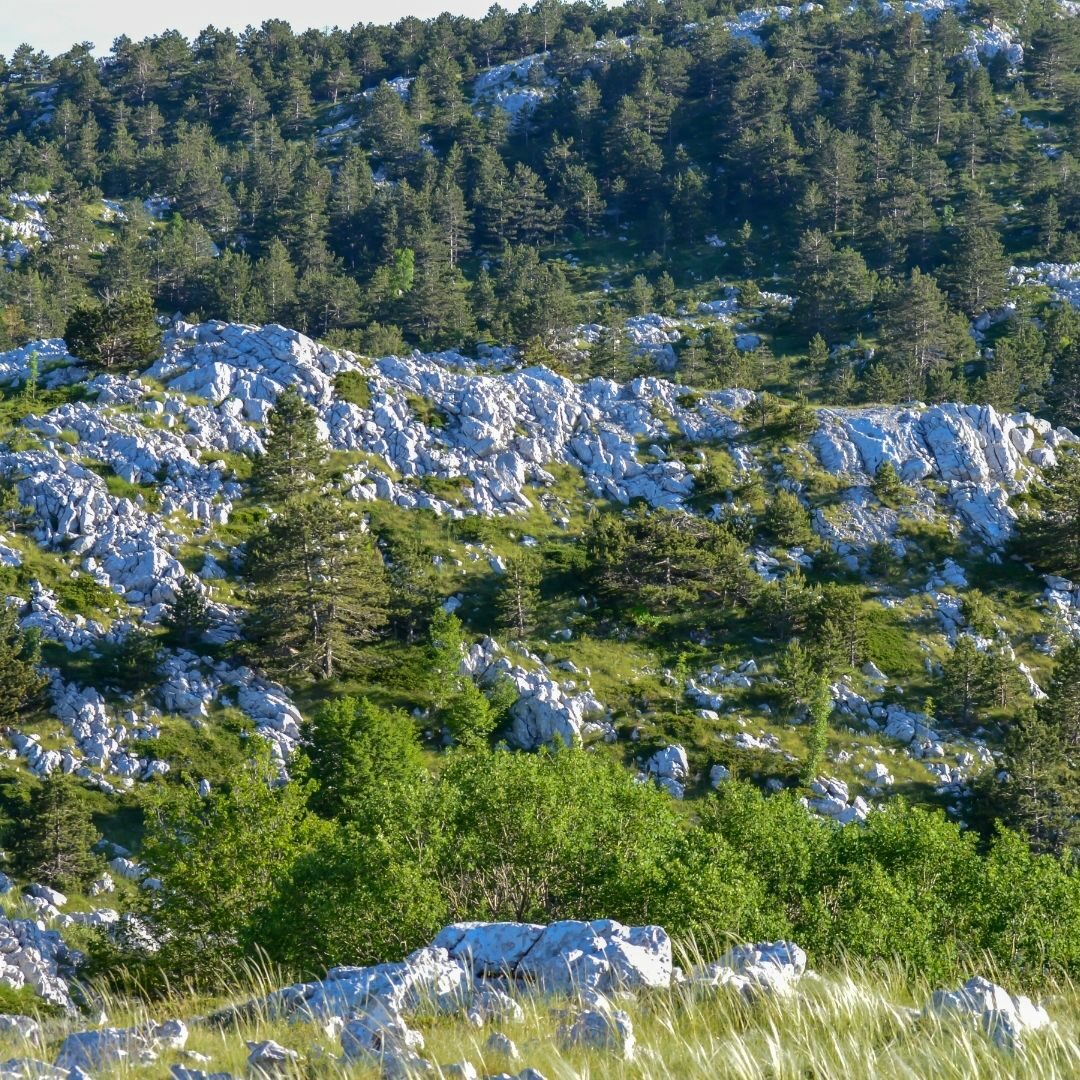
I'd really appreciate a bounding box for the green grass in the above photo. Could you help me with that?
[333,370,373,410]
[53,573,121,619]
[7,949,1076,1079]
[82,461,162,511]
[406,394,447,429]
[862,606,929,683]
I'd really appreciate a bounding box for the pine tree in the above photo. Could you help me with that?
[245,498,389,680]
[1018,450,1080,579]
[763,489,812,547]
[948,221,1007,316]
[1002,709,1075,855]
[496,553,541,638]
[16,774,101,891]
[404,228,475,348]
[428,608,467,712]
[1039,643,1080,748]
[113,626,163,691]
[590,316,633,381]
[254,239,297,324]
[872,460,909,507]
[64,288,161,370]
[1002,647,1080,853]
[251,386,327,505]
[984,644,1024,710]
[778,639,816,713]
[807,333,829,374]
[385,524,439,644]
[814,584,866,671]
[0,604,46,723]
[627,275,654,316]
[939,635,991,728]
[163,577,211,648]
[880,268,973,399]
[787,394,817,438]
[1038,196,1062,258]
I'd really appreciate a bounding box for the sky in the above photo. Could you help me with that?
[0,1,496,59]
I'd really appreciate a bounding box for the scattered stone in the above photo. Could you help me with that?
[340,1001,424,1060]
[244,1040,298,1075]
[0,1061,67,1079]
[926,976,1051,1049]
[170,1068,234,1080]
[558,1008,635,1058]
[484,1032,520,1061]
[0,1017,39,1041]
[443,1063,478,1080]
[690,941,808,999]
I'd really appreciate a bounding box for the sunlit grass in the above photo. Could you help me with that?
[4,947,1077,1078]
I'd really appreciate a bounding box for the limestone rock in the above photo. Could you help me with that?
[484,1033,519,1061]
[558,1008,636,1058]
[340,1001,425,1060]
[690,941,808,999]
[926,976,1051,1049]
[245,1040,298,1075]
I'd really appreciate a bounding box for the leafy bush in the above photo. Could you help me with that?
[333,370,372,410]
[55,573,118,616]
[126,727,1080,991]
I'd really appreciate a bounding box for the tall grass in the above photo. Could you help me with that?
[6,946,1079,1078]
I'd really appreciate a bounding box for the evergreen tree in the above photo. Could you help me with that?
[872,460,909,507]
[427,607,467,712]
[251,386,327,505]
[813,584,866,671]
[1018,450,1080,579]
[0,604,46,723]
[800,676,833,785]
[385,523,440,644]
[880,268,973,399]
[245,498,389,680]
[64,288,161,370]
[763,490,812,547]
[778,639,816,713]
[1002,708,1075,856]
[112,626,163,692]
[16,774,101,891]
[1039,643,1080,749]
[939,635,991,728]
[253,239,297,324]
[162,577,211,648]
[806,333,829,375]
[948,221,1008,316]
[496,552,541,638]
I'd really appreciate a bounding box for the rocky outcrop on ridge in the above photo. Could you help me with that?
[813,404,1076,545]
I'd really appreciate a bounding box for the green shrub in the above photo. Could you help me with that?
[406,393,447,429]
[55,574,118,616]
[333,370,373,410]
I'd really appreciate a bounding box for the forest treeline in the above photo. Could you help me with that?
[0,1,1078,411]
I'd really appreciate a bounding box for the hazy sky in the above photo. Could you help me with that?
[1,1,496,58]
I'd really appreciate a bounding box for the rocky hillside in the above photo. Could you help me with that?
[0,304,1073,1024]
[0,318,1073,789]
[2,0,1080,1059]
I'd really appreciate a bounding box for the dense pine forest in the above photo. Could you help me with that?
[0,0,1078,410]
